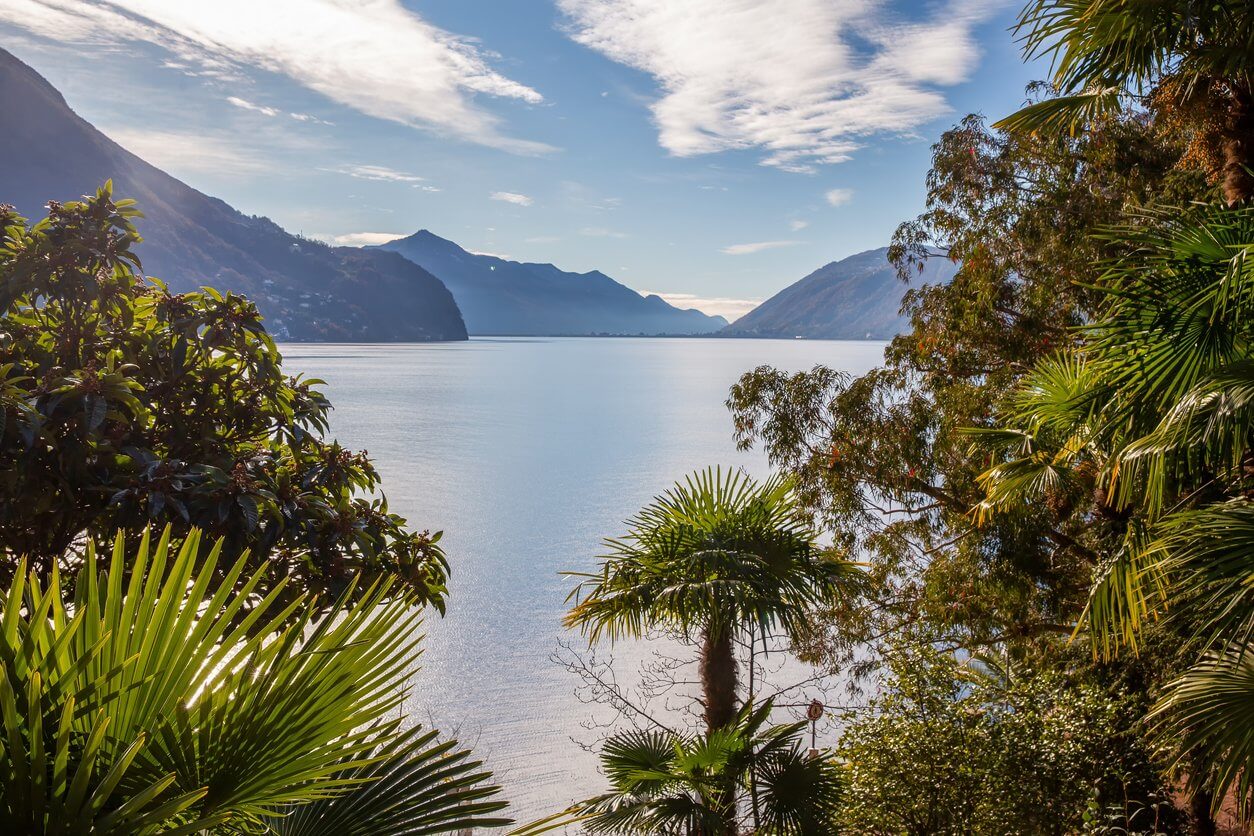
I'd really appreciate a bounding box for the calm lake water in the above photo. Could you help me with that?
[281,337,885,820]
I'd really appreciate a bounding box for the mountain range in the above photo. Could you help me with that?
[722,247,958,339]
[0,46,945,343]
[0,47,466,342]
[379,231,726,336]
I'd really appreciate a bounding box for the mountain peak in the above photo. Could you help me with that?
[722,246,957,340]
[0,48,467,342]
[379,231,726,336]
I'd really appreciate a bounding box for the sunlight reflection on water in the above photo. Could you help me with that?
[280,336,884,820]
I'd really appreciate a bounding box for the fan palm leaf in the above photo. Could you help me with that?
[271,725,511,835]
[0,527,510,833]
[565,466,861,644]
[1154,645,1254,819]
[577,701,840,835]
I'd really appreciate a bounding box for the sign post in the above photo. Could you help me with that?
[806,699,824,758]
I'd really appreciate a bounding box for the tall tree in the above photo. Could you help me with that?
[564,467,859,733]
[998,0,1254,204]
[727,111,1201,669]
[0,186,447,609]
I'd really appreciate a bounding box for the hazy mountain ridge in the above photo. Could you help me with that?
[379,230,728,336]
[721,247,958,339]
[0,48,467,342]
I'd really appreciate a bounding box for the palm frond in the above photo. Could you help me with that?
[271,725,511,835]
[575,700,831,835]
[1079,519,1167,658]
[1154,645,1254,818]
[565,467,862,643]
[994,88,1123,135]
[0,528,509,833]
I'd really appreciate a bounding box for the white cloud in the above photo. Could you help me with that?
[558,0,995,172]
[327,231,404,246]
[789,219,809,231]
[491,191,534,206]
[228,95,332,124]
[526,235,562,244]
[579,226,629,238]
[640,290,760,321]
[327,164,426,183]
[721,240,801,256]
[101,126,270,175]
[226,95,280,117]
[825,188,854,206]
[288,111,333,125]
[0,0,551,153]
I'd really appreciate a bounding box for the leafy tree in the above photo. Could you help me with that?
[564,467,860,734]
[0,185,446,608]
[835,642,1173,836]
[973,203,1254,813]
[999,0,1254,204]
[580,701,842,836]
[727,110,1202,672]
[0,527,509,833]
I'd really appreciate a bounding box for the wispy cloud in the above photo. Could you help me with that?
[558,0,996,172]
[329,164,427,184]
[327,231,404,246]
[789,219,809,231]
[640,290,760,321]
[0,0,551,153]
[579,226,628,238]
[491,191,534,206]
[825,188,853,206]
[227,95,332,124]
[526,235,562,244]
[226,95,280,117]
[721,240,801,256]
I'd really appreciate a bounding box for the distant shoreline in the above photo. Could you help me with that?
[276,334,894,344]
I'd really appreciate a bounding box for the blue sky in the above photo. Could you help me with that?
[0,0,1046,320]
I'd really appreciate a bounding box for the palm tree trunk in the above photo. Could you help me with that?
[1221,86,1254,206]
[698,631,742,834]
[1191,788,1216,836]
[700,625,738,731]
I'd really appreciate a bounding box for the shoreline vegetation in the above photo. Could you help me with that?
[4,0,1254,833]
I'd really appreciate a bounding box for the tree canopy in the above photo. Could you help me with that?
[0,185,447,609]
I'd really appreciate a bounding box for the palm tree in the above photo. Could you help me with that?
[972,203,1254,812]
[0,527,511,833]
[581,701,842,835]
[996,0,1254,204]
[564,467,860,733]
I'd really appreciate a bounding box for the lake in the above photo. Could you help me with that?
[281,337,885,821]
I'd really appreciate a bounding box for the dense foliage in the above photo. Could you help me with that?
[999,0,1254,205]
[583,701,842,835]
[835,643,1174,835]
[974,204,1254,813]
[0,186,447,608]
[728,108,1205,673]
[0,527,508,833]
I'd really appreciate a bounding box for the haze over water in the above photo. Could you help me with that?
[281,336,884,819]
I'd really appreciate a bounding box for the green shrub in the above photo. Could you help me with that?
[0,185,446,609]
